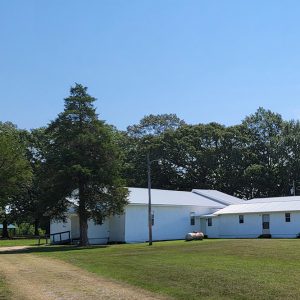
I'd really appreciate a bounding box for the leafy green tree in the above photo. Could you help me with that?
[281,120,300,196]
[158,123,247,194]
[9,128,51,235]
[0,122,32,238]
[121,114,185,188]
[127,113,185,138]
[46,84,128,245]
[241,107,286,198]
[121,108,292,199]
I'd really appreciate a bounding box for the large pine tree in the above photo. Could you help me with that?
[46,84,128,245]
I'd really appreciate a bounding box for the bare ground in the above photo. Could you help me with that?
[0,246,170,300]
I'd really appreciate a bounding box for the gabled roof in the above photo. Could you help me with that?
[128,188,225,208]
[192,189,244,205]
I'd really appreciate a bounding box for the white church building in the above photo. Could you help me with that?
[50,187,243,244]
[50,188,300,244]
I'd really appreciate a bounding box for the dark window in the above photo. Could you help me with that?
[263,222,269,229]
[151,213,154,226]
[190,213,195,226]
[239,215,244,224]
[207,218,212,227]
[285,213,291,223]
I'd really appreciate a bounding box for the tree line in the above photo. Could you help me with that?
[122,107,300,199]
[1,83,300,244]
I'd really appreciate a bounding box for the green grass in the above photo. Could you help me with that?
[0,238,38,247]
[0,275,11,300]
[30,239,300,299]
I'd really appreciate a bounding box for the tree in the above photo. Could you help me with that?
[0,122,32,238]
[241,107,286,198]
[158,123,244,193]
[46,83,128,245]
[127,113,185,138]
[121,114,186,188]
[281,120,300,196]
[9,128,52,235]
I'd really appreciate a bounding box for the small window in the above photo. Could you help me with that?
[207,218,212,227]
[285,213,291,223]
[239,215,244,224]
[263,222,269,229]
[190,213,195,226]
[151,212,155,226]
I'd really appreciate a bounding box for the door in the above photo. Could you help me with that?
[70,215,80,239]
[262,214,270,234]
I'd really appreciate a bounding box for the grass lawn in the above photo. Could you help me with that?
[0,239,39,247]
[32,239,300,299]
[0,276,11,300]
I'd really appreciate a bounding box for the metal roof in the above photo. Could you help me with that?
[247,196,300,203]
[215,200,300,215]
[192,189,244,205]
[128,188,225,208]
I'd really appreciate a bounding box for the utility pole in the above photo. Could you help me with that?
[147,153,153,246]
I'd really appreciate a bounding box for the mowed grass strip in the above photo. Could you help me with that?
[0,239,38,247]
[34,239,300,299]
[0,275,11,300]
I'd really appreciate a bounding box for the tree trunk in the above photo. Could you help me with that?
[79,214,89,246]
[78,184,89,246]
[2,219,9,239]
[34,219,40,236]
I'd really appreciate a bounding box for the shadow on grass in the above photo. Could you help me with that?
[0,244,109,255]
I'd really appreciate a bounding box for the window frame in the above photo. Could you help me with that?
[285,212,291,223]
[239,215,244,224]
[207,218,212,227]
[190,212,195,226]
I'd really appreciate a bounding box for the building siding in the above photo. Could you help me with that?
[109,214,126,242]
[204,211,300,238]
[124,204,214,243]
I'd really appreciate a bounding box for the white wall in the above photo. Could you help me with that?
[87,220,109,244]
[50,218,71,243]
[109,214,125,242]
[124,204,213,243]
[218,214,261,238]
[50,217,110,244]
[207,211,300,238]
[268,212,300,238]
[70,215,80,239]
[204,217,219,238]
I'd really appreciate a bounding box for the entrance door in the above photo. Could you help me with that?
[70,215,80,239]
[262,214,270,234]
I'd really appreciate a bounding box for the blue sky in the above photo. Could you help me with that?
[1,1,300,130]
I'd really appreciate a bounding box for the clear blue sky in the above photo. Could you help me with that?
[1,1,300,130]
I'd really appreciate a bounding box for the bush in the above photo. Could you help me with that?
[16,223,45,236]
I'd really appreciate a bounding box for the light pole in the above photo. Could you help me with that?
[147,153,160,246]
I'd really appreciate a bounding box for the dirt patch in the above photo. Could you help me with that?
[0,251,170,300]
[0,246,33,253]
